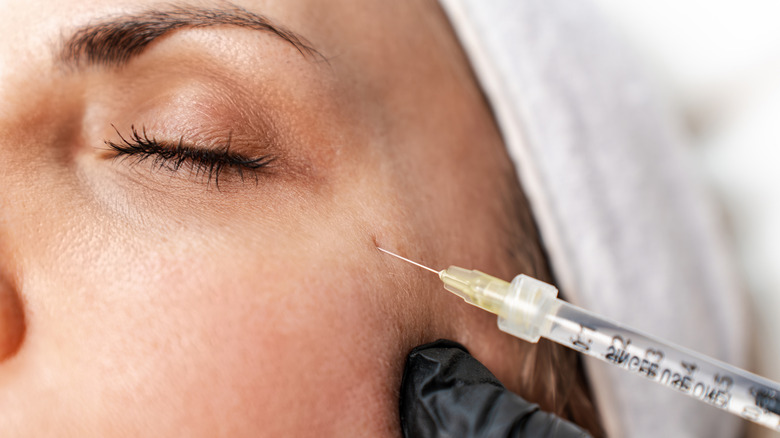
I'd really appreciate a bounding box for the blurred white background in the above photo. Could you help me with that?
[591,2,780,435]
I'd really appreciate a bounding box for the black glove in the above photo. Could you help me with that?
[400,339,592,438]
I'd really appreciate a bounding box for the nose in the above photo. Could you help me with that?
[0,6,36,366]
[0,121,27,362]
[0,270,25,362]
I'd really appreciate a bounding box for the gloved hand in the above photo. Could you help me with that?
[400,339,592,438]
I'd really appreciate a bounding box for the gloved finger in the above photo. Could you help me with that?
[400,339,591,438]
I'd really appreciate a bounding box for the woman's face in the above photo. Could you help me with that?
[0,0,527,435]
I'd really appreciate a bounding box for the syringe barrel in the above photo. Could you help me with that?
[439,266,780,430]
[537,298,780,431]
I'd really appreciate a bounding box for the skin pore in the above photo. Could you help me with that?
[0,0,595,436]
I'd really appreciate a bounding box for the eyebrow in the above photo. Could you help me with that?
[59,4,322,68]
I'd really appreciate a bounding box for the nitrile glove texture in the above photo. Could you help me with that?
[400,339,591,438]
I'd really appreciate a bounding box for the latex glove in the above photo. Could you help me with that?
[400,339,591,438]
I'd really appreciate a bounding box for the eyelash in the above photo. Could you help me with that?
[105,125,275,187]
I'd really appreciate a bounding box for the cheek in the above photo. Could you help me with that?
[131,243,415,436]
[31,219,418,436]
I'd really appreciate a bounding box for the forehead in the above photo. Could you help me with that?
[0,0,454,122]
[0,0,436,64]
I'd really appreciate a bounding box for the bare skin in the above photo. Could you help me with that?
[0,0,546,436]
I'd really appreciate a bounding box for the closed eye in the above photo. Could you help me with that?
[105,125,275,188]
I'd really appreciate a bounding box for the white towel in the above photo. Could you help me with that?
[438,0,751,436]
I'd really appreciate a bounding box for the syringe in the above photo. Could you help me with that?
[378,248,780,431]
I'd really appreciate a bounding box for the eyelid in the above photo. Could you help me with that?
[105,124,276,187]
